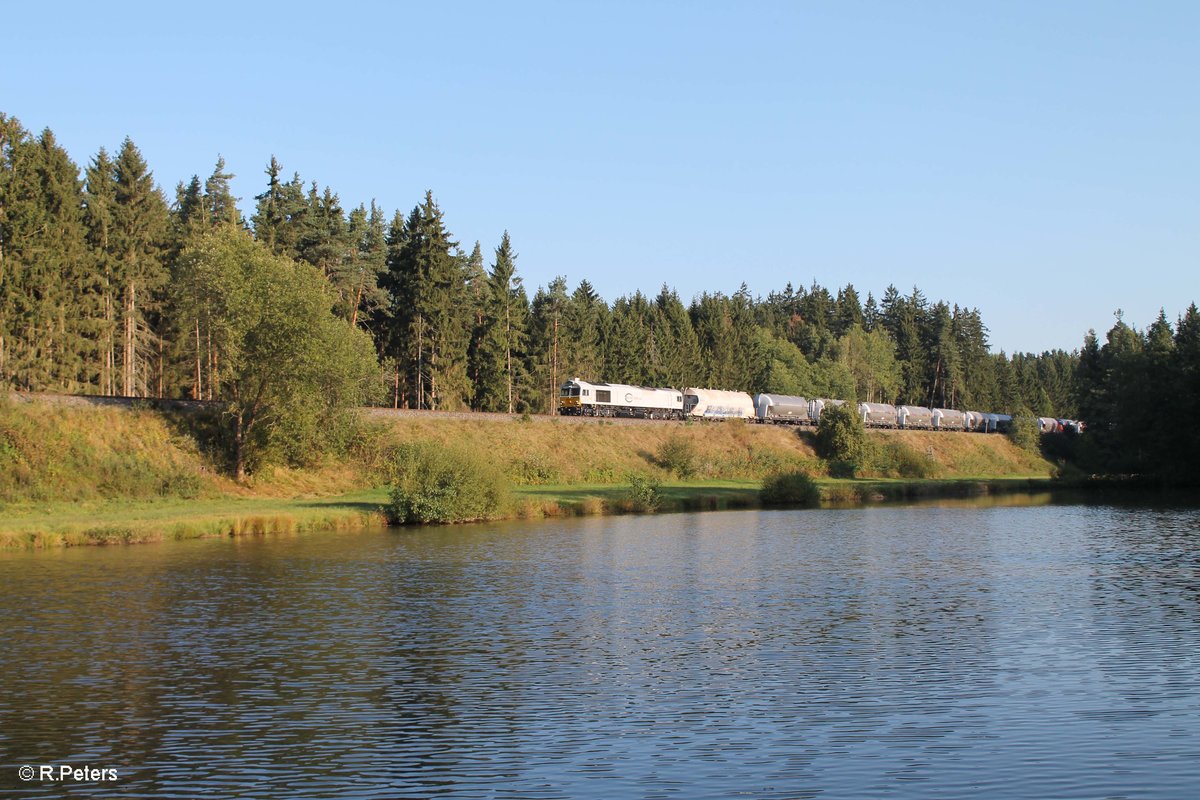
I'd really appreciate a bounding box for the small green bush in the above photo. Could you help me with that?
[656,434,697,478]
[760,471,821,507]
[624,473,662,512]
[1007,407,1041,453]
[385,441,511,524]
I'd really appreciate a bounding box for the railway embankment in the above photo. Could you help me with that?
[1,393,1054,548]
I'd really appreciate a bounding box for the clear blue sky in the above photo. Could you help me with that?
[5,1,1196,353]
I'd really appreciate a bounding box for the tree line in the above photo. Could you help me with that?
[0,113,1080,415]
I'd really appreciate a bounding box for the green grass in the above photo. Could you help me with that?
[0,476,1064,549]
[0,489,389,548]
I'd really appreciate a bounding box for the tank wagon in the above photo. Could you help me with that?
[1038,417,1061,433]
[980,413,1013,433]
[807,398,846,423]
[897,405,933,429]
[558,378,683,419]
[754,393,810,424]
[858,402,898,427]
[932,408,968,431]
[684,388,756,419]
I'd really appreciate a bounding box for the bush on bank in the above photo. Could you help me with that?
[760,471,821,508]
[384,441,511,524]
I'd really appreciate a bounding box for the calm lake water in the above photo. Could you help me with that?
[2,497,1199,798]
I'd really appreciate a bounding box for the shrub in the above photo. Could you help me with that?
[656,434,697,478]
[1007,407,1041,453]
[760,471,821,507]
[385,441,511,524]
[815,403,867,477]
[624,473,662,512]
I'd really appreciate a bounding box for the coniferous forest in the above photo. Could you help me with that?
[2,113,1196,482]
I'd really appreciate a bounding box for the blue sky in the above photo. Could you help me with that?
[5,1,1196,353]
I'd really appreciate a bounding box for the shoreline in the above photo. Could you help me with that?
[0,476,1062,550]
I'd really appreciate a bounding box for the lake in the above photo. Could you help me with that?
[2,498,1198,798]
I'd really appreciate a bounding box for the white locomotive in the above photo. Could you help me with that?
[558,378,684,419]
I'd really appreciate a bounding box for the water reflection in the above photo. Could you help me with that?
[1,501,1199,798]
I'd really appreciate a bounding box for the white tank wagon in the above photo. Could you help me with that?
[754,393,810,424]
[1038,417,1061,433]
[932,408,968,431]
[558,378,684,419]
[858,402,898,428]
[964,411,986,431]
[807,398,846,423]
[897,405,933,429]
[683,388,756,420]
[980,413,1013,433]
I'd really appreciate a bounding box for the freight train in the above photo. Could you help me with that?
[557,378,1083,434]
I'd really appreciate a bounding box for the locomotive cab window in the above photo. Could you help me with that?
[560,386,581,397]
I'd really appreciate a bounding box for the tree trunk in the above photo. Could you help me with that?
[233,409,246,482]
[350,282,363,328]
[417,318,424,410]
[194,318,202,400]
[550,314,559,415]
[505,302,513,414]
[123,281,136,397]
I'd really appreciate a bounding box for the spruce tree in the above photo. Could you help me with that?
[528,276,569,413]
[83,148,119,394]
[110,137,169,397]
[475,231,529,412]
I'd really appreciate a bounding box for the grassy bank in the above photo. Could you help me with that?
[1,395,1055,548]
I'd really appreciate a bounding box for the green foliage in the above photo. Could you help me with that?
[760,470,821,507]
[384,441,510,524]
[815,402,868,477]
[656,434,697,478]
[1006,406,1040,453]
[174,226,379,478]
[624,473,662,512]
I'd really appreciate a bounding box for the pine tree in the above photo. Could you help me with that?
[110,138,170,397]
[562,280,607,382]
[83,148,119,394]
[204,156,241,227]
[654,285,700,388]
[382,192,469,410]
[335,201,388,328]
[475,231,529,412]
[251,157,308,258]
[0,121,93,390]
[528,276,569,413]
[833,284,864,338]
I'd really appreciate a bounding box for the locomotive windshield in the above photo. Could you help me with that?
[560,386,581,397]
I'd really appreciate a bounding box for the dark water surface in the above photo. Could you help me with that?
[2,500,1199,798]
